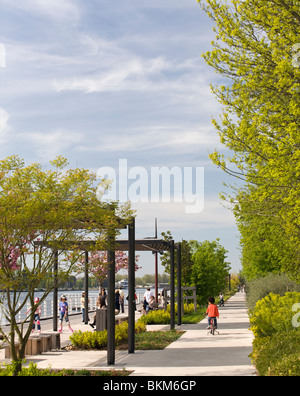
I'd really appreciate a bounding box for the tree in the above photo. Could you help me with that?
[190,239,230,304]
[0,155,133,375]
[198,0,300,280]
[74,250,140,288]
[233,187,298,280]
[160,232,230,304]
[160,232,193,286]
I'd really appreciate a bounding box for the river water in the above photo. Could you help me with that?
[0,287,162,326]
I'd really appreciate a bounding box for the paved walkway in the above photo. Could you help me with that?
[0,293,256,376]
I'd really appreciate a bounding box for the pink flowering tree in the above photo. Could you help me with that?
[0,231,38,272]
[75,250,140,288]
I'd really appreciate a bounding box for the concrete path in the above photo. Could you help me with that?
[120,292,255,376]
[0,293,256,376]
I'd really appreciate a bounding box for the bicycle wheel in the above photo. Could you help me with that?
[211,319,215,335]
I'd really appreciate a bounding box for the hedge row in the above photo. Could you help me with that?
[249,292,300,376]
[70,319,146,350]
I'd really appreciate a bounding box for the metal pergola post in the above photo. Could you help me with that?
[53,250,58,332]
[107,239,116,365]
[128,217,135,354]
[84,251,89,324]
[177,243,182,326]
[170,239,175,330]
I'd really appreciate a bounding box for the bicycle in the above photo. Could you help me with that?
[207,317,219,336]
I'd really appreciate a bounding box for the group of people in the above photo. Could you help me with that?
[114,289,126,314]
[28,295,75,334]
[28,288,225,334]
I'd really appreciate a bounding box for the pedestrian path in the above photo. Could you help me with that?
[0,293,256,376]
[119,292,255,376]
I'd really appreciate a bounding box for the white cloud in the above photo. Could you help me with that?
[0,0,80,22]
[20,129,83,161]
[0,107,10,140]
[132,198,236,234]
[53,55,172,94]
[76,124,221,155]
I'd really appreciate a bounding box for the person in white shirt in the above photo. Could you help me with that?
[143,287,154,303]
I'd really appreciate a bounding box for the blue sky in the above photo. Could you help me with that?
[0,0,242,276]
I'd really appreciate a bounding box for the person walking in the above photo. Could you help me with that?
[81,292,90,323]
[26,297,42,334]
[58,295,73,333]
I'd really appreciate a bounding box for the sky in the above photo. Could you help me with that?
[0,0,242,276]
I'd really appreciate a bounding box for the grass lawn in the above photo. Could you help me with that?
[117,330,185,350]
[181,308,207,324]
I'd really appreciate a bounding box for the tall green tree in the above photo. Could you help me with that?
[190,239,230,304]
[0,155,132,375]
[198,0,300,280]
[160,232,230,304]
[234,187,298,280]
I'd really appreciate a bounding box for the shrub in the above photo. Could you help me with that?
[139,310,171,325]
[0,362,58,376]
[250,292,300,376]
[183,303,197,315]
[0,362,131,376]
[253,330,300,376]
[139,304,203,325]
[267,354,300,377]
[115,321,128,346]
[249,292,300,338]
[135,319,147,333]
[70,329,108,350]
[69,319,147,350]
[246,273,300,310]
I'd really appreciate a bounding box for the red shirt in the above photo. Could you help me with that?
[206,304,219,318]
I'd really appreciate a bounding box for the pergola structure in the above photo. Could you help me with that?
[35,218,182,366]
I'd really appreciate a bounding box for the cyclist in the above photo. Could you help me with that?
[219,291,224,306]
[206,297,219,329]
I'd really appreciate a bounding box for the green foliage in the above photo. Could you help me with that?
[133,273,170,287]
[0,155,133,373]
[0,361,56,377]
[160,234,193,287]
[246,273,300,310]
[0,362,130,376]
[139,304,205,325]
[69,319,146,350]
[198,0,300,281]
[181,307,207,324]
[249,292,300,338]
[190,240,230,304]
[70,329,108,350]
[160,234,230,305]
[134,330,184,350]
[252,330,300,377]
[139,310,171,325]
[250,292,300,376]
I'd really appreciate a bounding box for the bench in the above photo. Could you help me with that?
[4,332,61,359]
